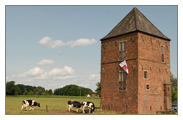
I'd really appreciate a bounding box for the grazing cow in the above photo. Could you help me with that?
[68,101,81,112]
[81,102,95,113]
[21,100,40,111]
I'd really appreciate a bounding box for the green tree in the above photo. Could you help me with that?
[39,90,42,95]
[6,81,16,95]
[33,87,40,95]
[15,86,22,95]
[85,88,93,95]
[81,88,86,96]
[28,90,34,95]
[171,73,177,91]
[171,73,177,102]
[23,91,28,95]
[25,85,36,93]
[38,86,45,93]
[95,82,101,97]
[53,84,93,96]
[54,88,62,95]
[16,84,25,95]
[44,90,49,95]
[172,89,177,102]
[48,89,52,95]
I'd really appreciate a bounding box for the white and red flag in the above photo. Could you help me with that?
[119,60,129,74]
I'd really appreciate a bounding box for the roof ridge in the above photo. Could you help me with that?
[135,8,168,39]
[133,7,138,30]
[101,7,170,41]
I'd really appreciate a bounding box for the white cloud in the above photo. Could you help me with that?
[18,66,77,81]
[78,84,90,88]
[18,67,44,77]
[38,36,68,49]
[48,66,75,76]
[36,59,55,65]
[69,38,97,48]
[35,73,48,79]
[89,74,100,81]
[27,79,34,82]
[38,36,97,49]
[54,75,77,80]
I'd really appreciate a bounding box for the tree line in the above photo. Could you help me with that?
[6,81,94,96]
[171,73,177,102]
[54,84,93,96]
[6,81,52,95]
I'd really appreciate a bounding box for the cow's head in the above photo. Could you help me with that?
[37,103,40,107]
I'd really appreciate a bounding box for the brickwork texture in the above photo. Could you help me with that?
[100,32,171,114]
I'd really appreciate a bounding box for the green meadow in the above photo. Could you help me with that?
[6,95,122,115]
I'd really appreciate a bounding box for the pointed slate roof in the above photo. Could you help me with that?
[101,7,170,41]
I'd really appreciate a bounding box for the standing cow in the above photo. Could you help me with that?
[68,101,81,112]
[21,100,40,111]
[81,102,95,113]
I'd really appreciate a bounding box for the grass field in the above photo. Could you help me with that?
[5,95,124,115]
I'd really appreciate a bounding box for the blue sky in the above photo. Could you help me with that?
[5,6,177,92]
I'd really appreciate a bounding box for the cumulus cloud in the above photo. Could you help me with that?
[38,36,97,49]
[89,74,100,81]
[36,59,55,65]
[38,36,68,49]
[35,73,48,79]
[18,67,44,77]
[54,75,77,80]
[18,66,77,81]
[48,66,75,76]
[69,38,97,48]
[78,84,90,88]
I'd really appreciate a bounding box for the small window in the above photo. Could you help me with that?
[120,72,127,81]
[161,46,164,62]
[120,72,122,81]
[120,41,126,51]
[160,106,162,110]
[120,42,123,51]
[150,106,152,111]
[119,71,127,90]
[124,41,126,50]
[162,54,164,62]
[123,72,126,81]
[161,46,164,54]
[126,105,128,110]
[146,84,149,89]
[144,71,147,79]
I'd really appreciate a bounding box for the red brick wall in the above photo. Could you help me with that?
[138,32,170,64]
[100,32,171,114]
[101,32,139,114]
[137,32,171,114]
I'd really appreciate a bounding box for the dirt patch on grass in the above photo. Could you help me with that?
[48,110,82,114]
[21,109,120,115]
[48,110,95,114]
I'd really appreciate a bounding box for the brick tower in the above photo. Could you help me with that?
[100,7,171,114]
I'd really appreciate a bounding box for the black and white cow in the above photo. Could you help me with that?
[21,100,40,111]
[81,102,95,113]
[68,101,81,112]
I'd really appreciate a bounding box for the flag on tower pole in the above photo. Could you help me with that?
[119,60,129,74]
